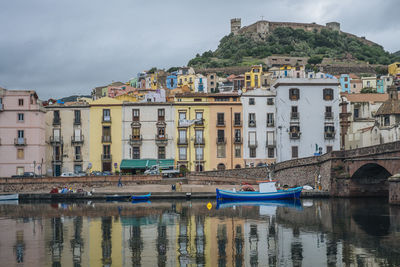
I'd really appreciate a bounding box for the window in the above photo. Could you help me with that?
[234,113,241,126]
[353,84,356,88]
[179,147,187,160]
[179,112,186,120]
[291,106,299,119]
[74,129,82,142]
[267,131,275,147]
[132,109,140,121]
[18,99,24,106]
[53,110,60,125]
[267,98,274,105]
[250,147,256,158]
[17,149,24,159]
[18,130,24,138]
[324,125,335,139]
[217,130,225,143]
[344,77,348,82]
[326,146,333,153]
[345,84,348,89]
[195,111,203,125]
[268,148,274,158]
[217,113,225,126]
[254,75,259,87]
[235,145,241,158]
[103,109,111,122]
[18,113,24,122]
[158,146,166,159]
[179,130,187,144]
[384,116,390,126]
[289,88,300,100]
[292,146,298,158]
[132,147,140,159]
[103,145,111,159]
[234,129,241,143]
[195,147,204,160]
[267,113,274,127]
[75,146,81,160]
[158,109,165,121]
[325,106,332,119]
[132,127,140,140]
[249,98,255,105]
[74,110,81,124]
[217,144,226,158]
[323,88,334,100]
[354,108,359,119]
[17,167,24,175]
[217,163,225,170]
[195,129,203,144]
[249,113,256,127]
[102,126,111,142]
[289,125,300,138]
[157,127,165,138]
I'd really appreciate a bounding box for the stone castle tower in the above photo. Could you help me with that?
[231,18,241,35]
[326,22,341,32]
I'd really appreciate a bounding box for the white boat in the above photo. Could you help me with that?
[0,194,19,201]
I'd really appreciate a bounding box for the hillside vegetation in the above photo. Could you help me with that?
[188,27,400,68]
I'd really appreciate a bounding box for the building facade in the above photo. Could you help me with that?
[0,88,46,177]
[242,88,276,166]
[274,78,340,162]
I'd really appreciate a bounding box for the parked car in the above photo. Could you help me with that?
[91,171,103,176]
[61,172,75,177]
[102,171,113,176]
[75,171,87,177]
[11,172,36,178]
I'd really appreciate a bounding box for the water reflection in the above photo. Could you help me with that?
[0,198,399,266]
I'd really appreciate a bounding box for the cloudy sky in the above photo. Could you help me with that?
[0,0,399,99]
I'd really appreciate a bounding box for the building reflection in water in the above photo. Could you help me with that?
[291,227,303,267]
[178,207,190,266]
[129,225,142,266]
[13,230,25,263]
[49,217,64,267]
[101,216,112,267]
[70,217,83,267]
[217,224,227,266]
[157,223,167,267]
[235,225,244,267]
[195,215,205,266]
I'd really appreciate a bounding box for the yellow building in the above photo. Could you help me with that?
[177,74,196,91]
[244,65,263,89]
[174,93,210,172]
[388,62,400,76]
[89,97,123,172]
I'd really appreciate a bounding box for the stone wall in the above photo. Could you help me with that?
[389,174,400,205]
[188,166,268,179]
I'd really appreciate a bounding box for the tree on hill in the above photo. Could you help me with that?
[188,27,396,68]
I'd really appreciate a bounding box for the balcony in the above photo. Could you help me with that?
[289,132,301,139]
[102,116,111,123]
[324,131,336,139]
[177,138,188,145]
[290,112,299,120]
[14,138,26,146]
[50,136,63,144]
[234,137,242,144]
[71,135,84,144]
[216,120,226,127]
[52,118,61,126]
[101,154,112,161]
[102,135,112,143]
[325,112,333,120]
[266,140,276,148]
[266,121,275,127]
[194,137,205,145]
[248,121,256,127]
[129,135,142,145]
[248,140,258,148]
[195,119,204,126]
[234,120,242,127]
[216,137,226,144]
[155,134,168,145]
[74,154,83,162]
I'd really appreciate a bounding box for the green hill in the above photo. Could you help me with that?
[188,27,398,68]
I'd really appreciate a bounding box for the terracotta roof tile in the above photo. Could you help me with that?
[341,93,389,103]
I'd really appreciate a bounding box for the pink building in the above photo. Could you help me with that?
[0,87,46,177]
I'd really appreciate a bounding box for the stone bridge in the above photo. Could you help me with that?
[188,141,400,199]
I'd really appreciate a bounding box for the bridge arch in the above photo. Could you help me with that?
[350,163,392,196]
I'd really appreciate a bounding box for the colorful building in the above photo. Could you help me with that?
[361,76,377,90]
[339,74,351,93]
[244,65,263,89]
[388,62,400,76]
[89,97,123,172]
[0,88,46,177]
[166,73,177,90]
[194,74,207,93]
[177,67,196,91]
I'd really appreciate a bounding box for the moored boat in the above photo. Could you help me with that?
[0,193,19,201]
[216,180,302,200]
[131,193,151,201]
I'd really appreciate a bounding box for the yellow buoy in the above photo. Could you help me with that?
[207,202,212,210]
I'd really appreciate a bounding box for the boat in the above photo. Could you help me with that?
[0,193,19,201]
[106,194,131,201]
[131,193,151,201]
[216,180,302,201]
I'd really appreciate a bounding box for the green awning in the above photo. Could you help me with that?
[120,159,175,170]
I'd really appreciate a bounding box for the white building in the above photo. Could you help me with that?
[122,103,175,162]
[273,78,340,162]
[194,74,208,93]
[242,88,276,166]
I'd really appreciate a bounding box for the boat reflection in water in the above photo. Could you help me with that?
[0,198,399,266]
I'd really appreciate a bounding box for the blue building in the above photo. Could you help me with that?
[340,74,351,93]
[166,73,177,90]
[376,78,385,93]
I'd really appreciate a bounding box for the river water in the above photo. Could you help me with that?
[0,198,399,267]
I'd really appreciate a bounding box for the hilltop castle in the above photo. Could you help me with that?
[230,18,378,47]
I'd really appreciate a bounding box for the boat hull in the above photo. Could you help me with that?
[216,187,302,200]
[0,194,19,201]
[131,193,151,200]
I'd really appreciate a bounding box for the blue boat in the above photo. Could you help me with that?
[131,193,151,201]
[216,180,302,201]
